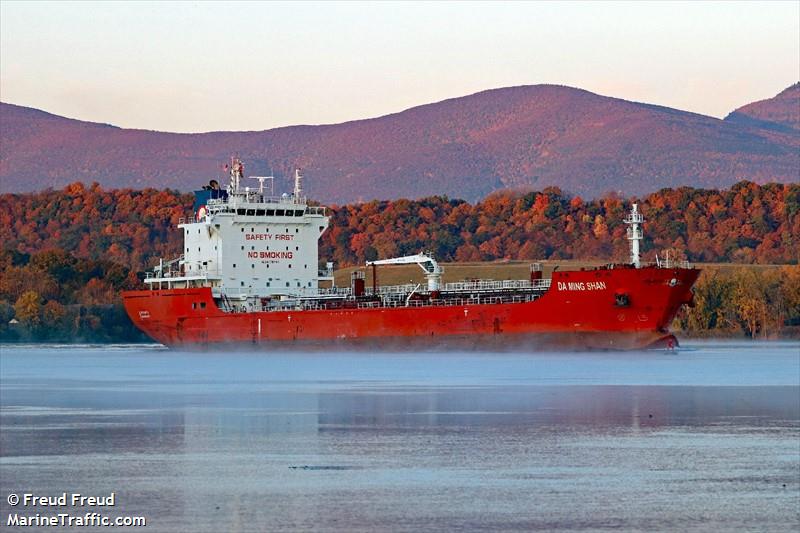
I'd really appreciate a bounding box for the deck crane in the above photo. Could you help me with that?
[366,253,443,293]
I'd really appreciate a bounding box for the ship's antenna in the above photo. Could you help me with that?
[624,203,644,268]
[293,168,303,200]
[229,155,236,192]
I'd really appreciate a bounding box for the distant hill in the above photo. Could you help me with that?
[1,84,798,201]
[725,83,800,133]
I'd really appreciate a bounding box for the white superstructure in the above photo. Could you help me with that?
[146,160,331,306]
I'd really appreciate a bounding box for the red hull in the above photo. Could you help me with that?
[123,266,698,351]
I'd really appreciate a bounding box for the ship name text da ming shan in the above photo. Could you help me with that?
[122,159,700,350]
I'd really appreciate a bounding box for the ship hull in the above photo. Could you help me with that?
[122,266,699,351]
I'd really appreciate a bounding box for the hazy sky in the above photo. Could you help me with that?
[1,1,798,133]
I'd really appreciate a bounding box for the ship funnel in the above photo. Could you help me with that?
[624,203,645,268]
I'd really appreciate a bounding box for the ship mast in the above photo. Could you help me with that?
[293,168,303,200]
[624,203,644,268]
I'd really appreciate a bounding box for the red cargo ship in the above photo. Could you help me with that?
[122,160,699,350]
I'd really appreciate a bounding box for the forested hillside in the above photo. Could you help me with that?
[2,181,797,270]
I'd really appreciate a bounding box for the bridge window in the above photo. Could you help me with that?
[295,210,304,217]
[237,209,245,215]
[246,209,255,216]
[275,209,285,216]
[256,209,265,216]
[266,210,275,216]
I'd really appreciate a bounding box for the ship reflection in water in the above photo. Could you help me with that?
[1,343,798,531]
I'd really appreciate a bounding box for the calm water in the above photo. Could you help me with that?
[1,342,798,532]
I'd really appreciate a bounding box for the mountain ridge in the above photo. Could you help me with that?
[1,83,798,201]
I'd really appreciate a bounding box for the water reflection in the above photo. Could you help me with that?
[1,344,798,532]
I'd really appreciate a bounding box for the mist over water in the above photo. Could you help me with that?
[1,342,798,531]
